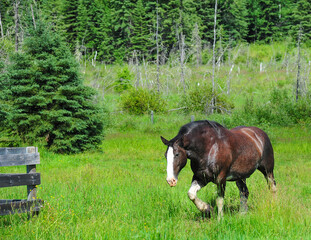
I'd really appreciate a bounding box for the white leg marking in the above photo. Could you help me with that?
[216,197,224,220]
[188,181,209,212]
[166,147,176,181]
[268,176,277,193]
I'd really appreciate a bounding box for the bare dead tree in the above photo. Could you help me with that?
[227,64,234,95]
[179,33,186,94]
[211,0,218,114]
[14,0,21,52]
[191,23,202,67]
[156,0,160,92]
[296,25,302,102]
[134,50,141,88]
[30,3,36,29]
[0,12,4,38]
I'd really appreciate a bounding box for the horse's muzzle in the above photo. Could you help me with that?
[167,178,177,187]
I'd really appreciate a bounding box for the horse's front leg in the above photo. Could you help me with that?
[187,179,212,217]
[216,175,226,221]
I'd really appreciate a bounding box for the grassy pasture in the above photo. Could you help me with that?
[1,115,310,239]
[1,43,311,239]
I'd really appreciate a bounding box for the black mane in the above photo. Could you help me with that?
[169,120,225,144]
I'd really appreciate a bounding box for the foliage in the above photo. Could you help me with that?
[114,66,134,93]
[240,88,311,126]
[180,83,234,114]
[0,22,105,154]
[1,0,308,63]
[120,88,167,115]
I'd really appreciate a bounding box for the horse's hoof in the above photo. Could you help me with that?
[202,205,213,218]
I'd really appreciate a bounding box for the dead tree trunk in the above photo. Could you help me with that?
[14,0,20,52]
[180,33,186,94]
[211,0,218,114]
[30,4,36,29]
[156,0,160,92]
[296,26,302,102]
[192,23,202,67]
[0,12,4,38]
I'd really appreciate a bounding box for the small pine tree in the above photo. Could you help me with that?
[2,22,104,153]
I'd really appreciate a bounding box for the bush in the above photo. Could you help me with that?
[180,83,234,114]
[241,88,311,126]
[120,88,167,115]
[114,67,134,93]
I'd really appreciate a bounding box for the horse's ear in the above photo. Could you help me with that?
[161,136,170,146]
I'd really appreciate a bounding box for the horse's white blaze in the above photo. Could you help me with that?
[166,147,176,181]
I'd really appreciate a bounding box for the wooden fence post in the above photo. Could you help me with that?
[151,111,154,124]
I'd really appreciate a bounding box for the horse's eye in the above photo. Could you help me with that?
[175,153,179,157]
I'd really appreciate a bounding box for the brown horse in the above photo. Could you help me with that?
[161,120,276,220]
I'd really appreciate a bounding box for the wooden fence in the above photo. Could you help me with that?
[0,147,43,216]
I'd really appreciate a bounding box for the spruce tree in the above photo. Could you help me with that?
[130,0,153,58]
[1,22,104,153]
[290,0,311,41]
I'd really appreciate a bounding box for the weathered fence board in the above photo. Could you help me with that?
[0,147,43,216]
[0,199,43,216]
[0,153,40,167]
[0,173,41,188]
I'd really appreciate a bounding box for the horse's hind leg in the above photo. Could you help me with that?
[267,172,277,193]
[236,179,249,213]
[258,166,277,193]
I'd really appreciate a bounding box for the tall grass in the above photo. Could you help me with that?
[1,42,310,239]
[1,122,310,239]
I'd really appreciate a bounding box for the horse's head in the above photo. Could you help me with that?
[161,136,188,187]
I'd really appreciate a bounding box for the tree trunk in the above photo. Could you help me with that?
[0,12,4,38]
[30,4,36,29]
[296,26,302,102]
[211,0,218,114]
[14,0,20,52]
[156,0,160,92]
[180,33,186,94]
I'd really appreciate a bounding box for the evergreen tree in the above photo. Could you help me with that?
[130,0,153,58]
[193,0,216,45]
[61,0,80,50]
[109,0,133,61]
[290,0,311,41]
[77,0,102,56]
[221,0,248,43]
[98,3,115,62]
[1,22,104,153]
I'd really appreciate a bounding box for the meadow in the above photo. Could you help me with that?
[1,43,311,239]
[0,112,311,239]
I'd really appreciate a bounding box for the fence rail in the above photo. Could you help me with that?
[0,147,43,216]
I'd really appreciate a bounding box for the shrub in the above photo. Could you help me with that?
[180,84,234,114]
[114,67,134,93]
[241,88,311,126]
[120,88,167,115]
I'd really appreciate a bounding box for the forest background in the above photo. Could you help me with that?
[1,0,311,63]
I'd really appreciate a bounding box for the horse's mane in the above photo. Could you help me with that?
[169,120,226,143]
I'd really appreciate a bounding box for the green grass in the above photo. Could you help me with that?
[1,42,311,239]
[1,121,310,239]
